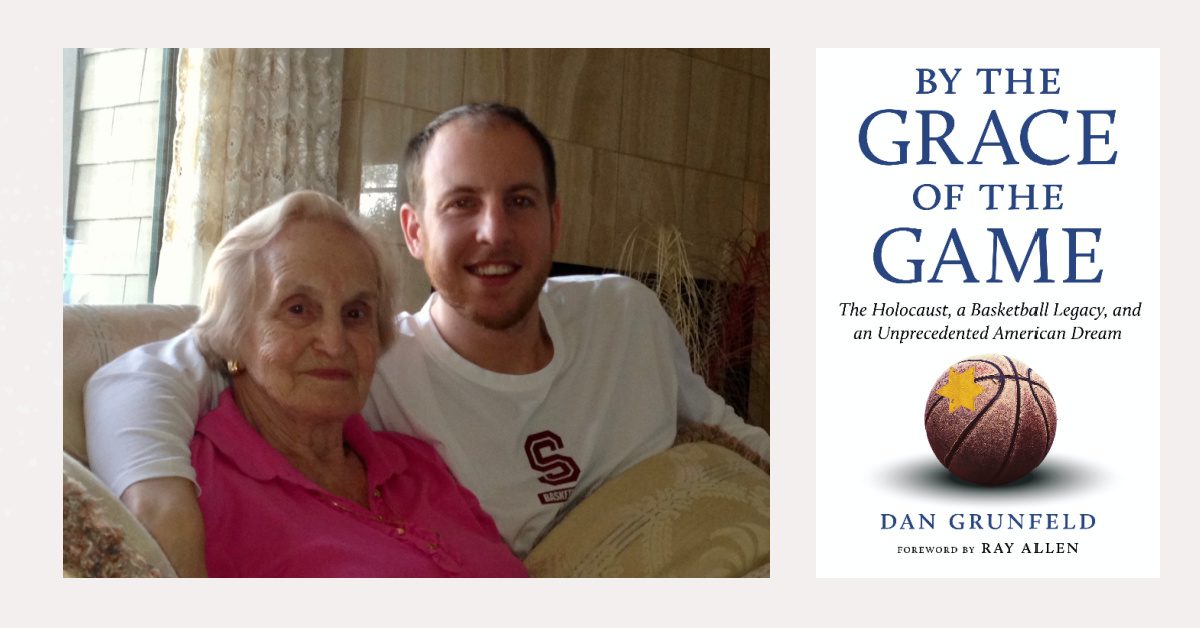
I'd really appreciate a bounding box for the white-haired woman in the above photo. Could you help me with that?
[187,191,525,577]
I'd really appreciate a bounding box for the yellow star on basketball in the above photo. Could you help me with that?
[936,366,985,412]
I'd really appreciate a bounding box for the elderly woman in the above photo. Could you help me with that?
[187,191,526,577]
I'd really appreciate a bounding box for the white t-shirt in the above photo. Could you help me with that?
[85,275,769,556]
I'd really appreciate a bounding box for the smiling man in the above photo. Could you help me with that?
[84,103,769,576]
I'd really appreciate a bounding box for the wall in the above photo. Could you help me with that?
[338,48,770,430]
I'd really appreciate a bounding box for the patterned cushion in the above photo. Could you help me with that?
[63,452,176,577]
[524,442,769,577]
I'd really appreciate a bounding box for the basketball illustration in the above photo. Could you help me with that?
[924,354,1057,486]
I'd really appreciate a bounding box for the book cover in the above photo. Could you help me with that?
[815,48,1160,578]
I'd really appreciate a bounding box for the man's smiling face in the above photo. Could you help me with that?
[402,117,561,332]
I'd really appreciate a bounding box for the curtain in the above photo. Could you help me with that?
[153,48,343,304]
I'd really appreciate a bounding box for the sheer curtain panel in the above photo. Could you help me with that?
[154,48,343,304]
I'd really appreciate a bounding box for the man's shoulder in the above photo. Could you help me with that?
[544,274,655,308]
[542,274,671,345]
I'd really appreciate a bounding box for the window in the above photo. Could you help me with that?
[63,48,176,304]
[359,163,401,234]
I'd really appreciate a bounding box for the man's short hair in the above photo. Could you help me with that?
[404,103,557,211]
[193,190,400,370]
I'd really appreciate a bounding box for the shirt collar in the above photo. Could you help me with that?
[197,390,408,488]
[342,406,408,487]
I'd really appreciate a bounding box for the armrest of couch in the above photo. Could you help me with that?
[63,304,198,577]
[63,304,199,465]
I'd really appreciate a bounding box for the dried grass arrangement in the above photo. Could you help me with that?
[616,223,769,427]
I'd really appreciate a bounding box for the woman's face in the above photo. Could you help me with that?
[237,219,382,424]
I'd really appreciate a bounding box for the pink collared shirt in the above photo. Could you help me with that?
[191,390,527,577]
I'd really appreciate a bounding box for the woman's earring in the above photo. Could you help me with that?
[226,359,244,376]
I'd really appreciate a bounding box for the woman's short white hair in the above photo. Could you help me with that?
[193,190,399,370]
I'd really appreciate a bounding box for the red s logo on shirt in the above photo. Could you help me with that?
[524,430,581,486]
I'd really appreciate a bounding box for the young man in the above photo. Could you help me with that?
[85,103,769,576]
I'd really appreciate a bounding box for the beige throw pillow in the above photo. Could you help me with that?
[524,442,769,577]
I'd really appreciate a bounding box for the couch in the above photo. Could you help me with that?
[63,304,200,577]
[63,304,769,577]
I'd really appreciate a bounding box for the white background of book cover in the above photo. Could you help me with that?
[816,48,1160,578]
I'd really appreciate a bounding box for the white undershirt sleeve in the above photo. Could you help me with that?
[84,330,227,497]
